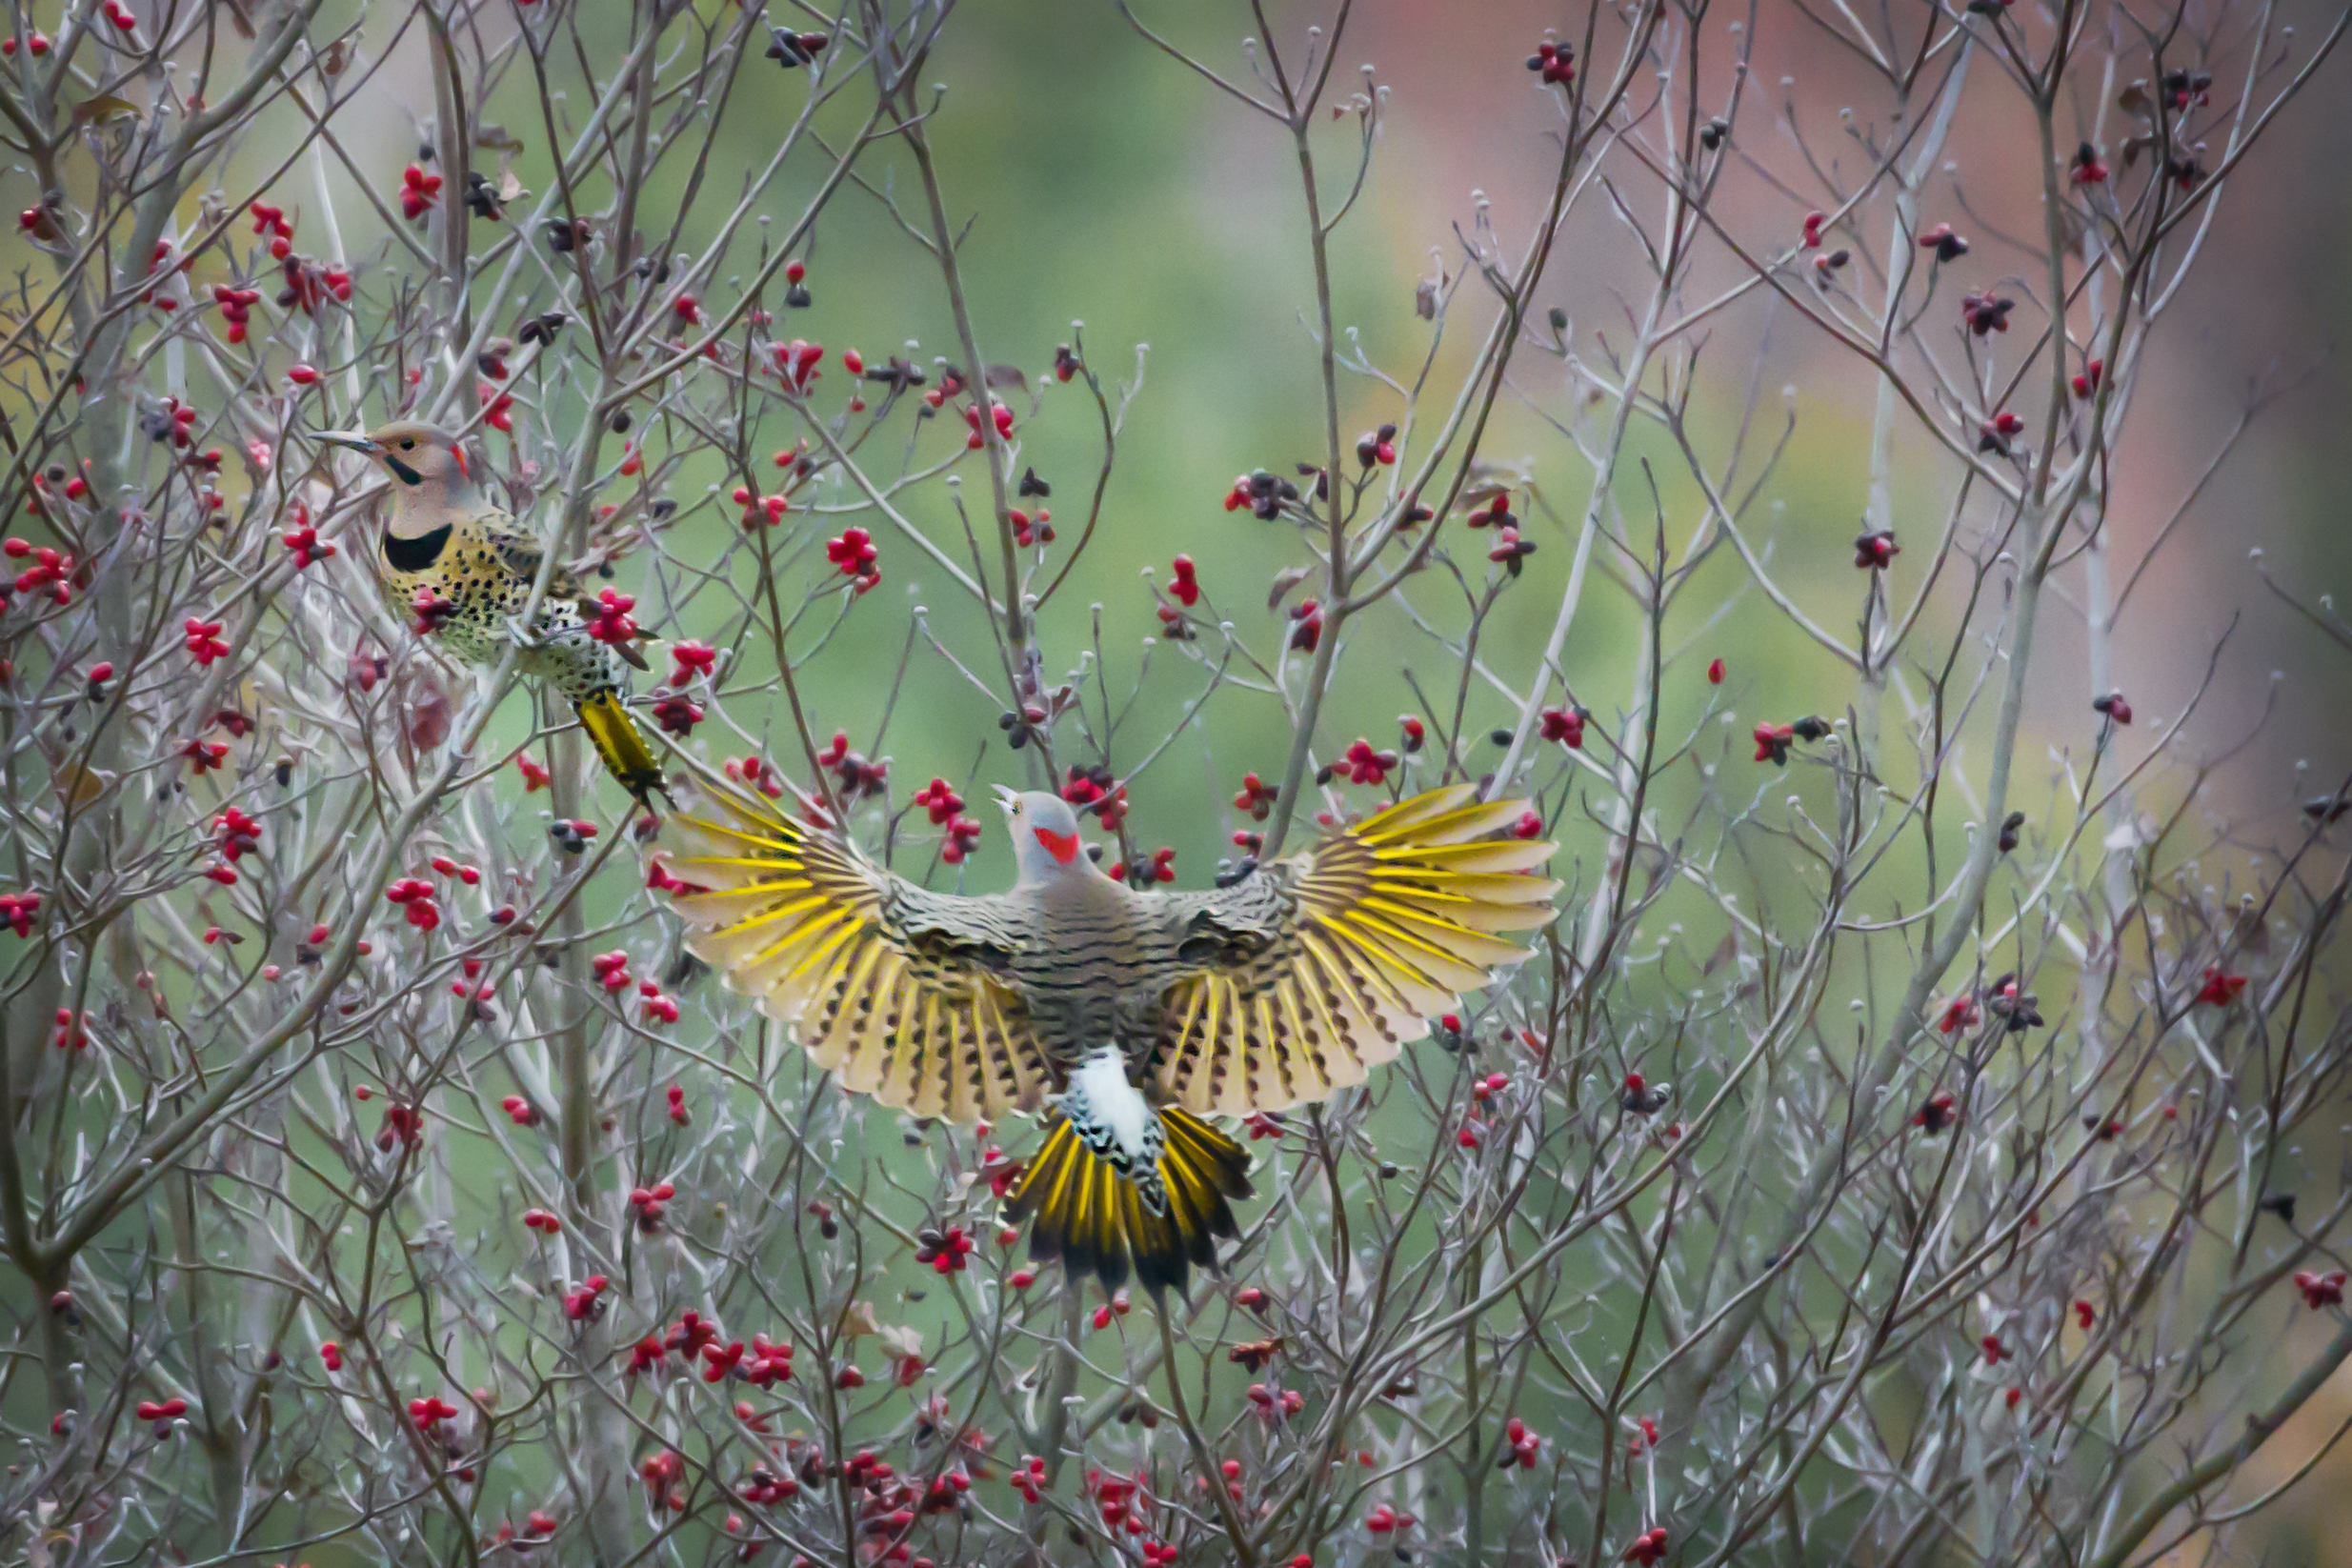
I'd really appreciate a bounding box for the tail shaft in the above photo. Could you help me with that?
[575,689,666,803]
[1009,1104,1251,1298]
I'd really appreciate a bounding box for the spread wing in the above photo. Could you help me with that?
[652,767,1057,1122]
[1144,786,1558,1115]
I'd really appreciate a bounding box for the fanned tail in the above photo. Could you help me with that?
[1008,1105,1253,1299]
[575,689,667,805]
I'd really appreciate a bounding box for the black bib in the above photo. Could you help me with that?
[383,522,452,571]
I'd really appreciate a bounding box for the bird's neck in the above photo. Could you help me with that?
[1015,857,1111,896]
[384,479,478,538]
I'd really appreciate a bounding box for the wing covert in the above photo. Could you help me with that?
[652,765,1056,1122]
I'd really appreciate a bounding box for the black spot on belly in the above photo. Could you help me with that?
[384,524,452,571]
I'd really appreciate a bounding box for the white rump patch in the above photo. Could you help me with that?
[1071,1048,1151,1161]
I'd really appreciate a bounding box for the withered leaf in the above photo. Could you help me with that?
[71,95,138,131]
[1267,566,1311,612]
[1227,1337,1283,1373]
[55,761,113,810]
[1458,458,1533,511]
[403,674,452,752]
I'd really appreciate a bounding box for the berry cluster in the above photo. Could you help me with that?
[913,1225,975,1274]
[963,399,1015,450]
[1328,737,1397,787]
[774,337,823,392]
[384,878,441,932]
[1854,529,1899,569]
[283,506,334,568]
[1978,410,2025,456]
[1526,39,1576,85]
[562,1276,609,1321]
[1912,1091,1960,1135]
[210,281,267,344]
[376,1103,423,1151]
[183,615,230,665]
[1961,292,2014,335]
[1918,222,1970,262]
[1624,1526,1671,1565]
[0,890,41,938]
[2196,967,2247,1006]
[5,537,77,605]
[1225,469,1300,519]
[399,164,442,220]
[212,807,261,863]
[277,253,353,315]
[725,754,788,799]
[410,585,457,635]
[629,1181,675,1231]
[1062,764,1127,830]
[825,526,879,589]
[1288,597,1323,652]
[1246,1380,1304,1419]
[2295,1270,2346,1309]
[817,732,889,799]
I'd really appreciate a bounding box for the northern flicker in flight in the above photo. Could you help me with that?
[316,421,666,802]
[653,767,1558,1296]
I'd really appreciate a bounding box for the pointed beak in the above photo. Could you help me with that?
[312,431,379,455]
[991,784,1021,814]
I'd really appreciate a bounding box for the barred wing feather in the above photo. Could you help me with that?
[653,770,1056,1122]
[1149,785,1558,1115]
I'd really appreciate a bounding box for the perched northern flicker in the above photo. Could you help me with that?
[653,765,1558,1296]
[316,421,665,801]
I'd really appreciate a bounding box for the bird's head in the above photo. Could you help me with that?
[314,420,481,528]
[995,786,1096,885]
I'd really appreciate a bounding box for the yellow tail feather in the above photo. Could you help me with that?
[1007,1106,1253,1298]
[575,690,666,803]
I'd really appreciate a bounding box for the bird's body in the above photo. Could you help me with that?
[370,494,639,704]
[319,421,663,801]
[655,772,1558,1296]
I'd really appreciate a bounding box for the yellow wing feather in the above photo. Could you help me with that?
[1151,786,1558,1115]
[650,761,1055,1122]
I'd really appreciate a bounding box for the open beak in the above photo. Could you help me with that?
[990,784,1021,814]
[312,431,379,455]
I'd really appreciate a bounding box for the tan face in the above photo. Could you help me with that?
[315,421,479,529]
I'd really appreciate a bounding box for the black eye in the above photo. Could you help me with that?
[398,438,415,451]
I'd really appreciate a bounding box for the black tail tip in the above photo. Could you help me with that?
[1022,1213,1199,1303]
